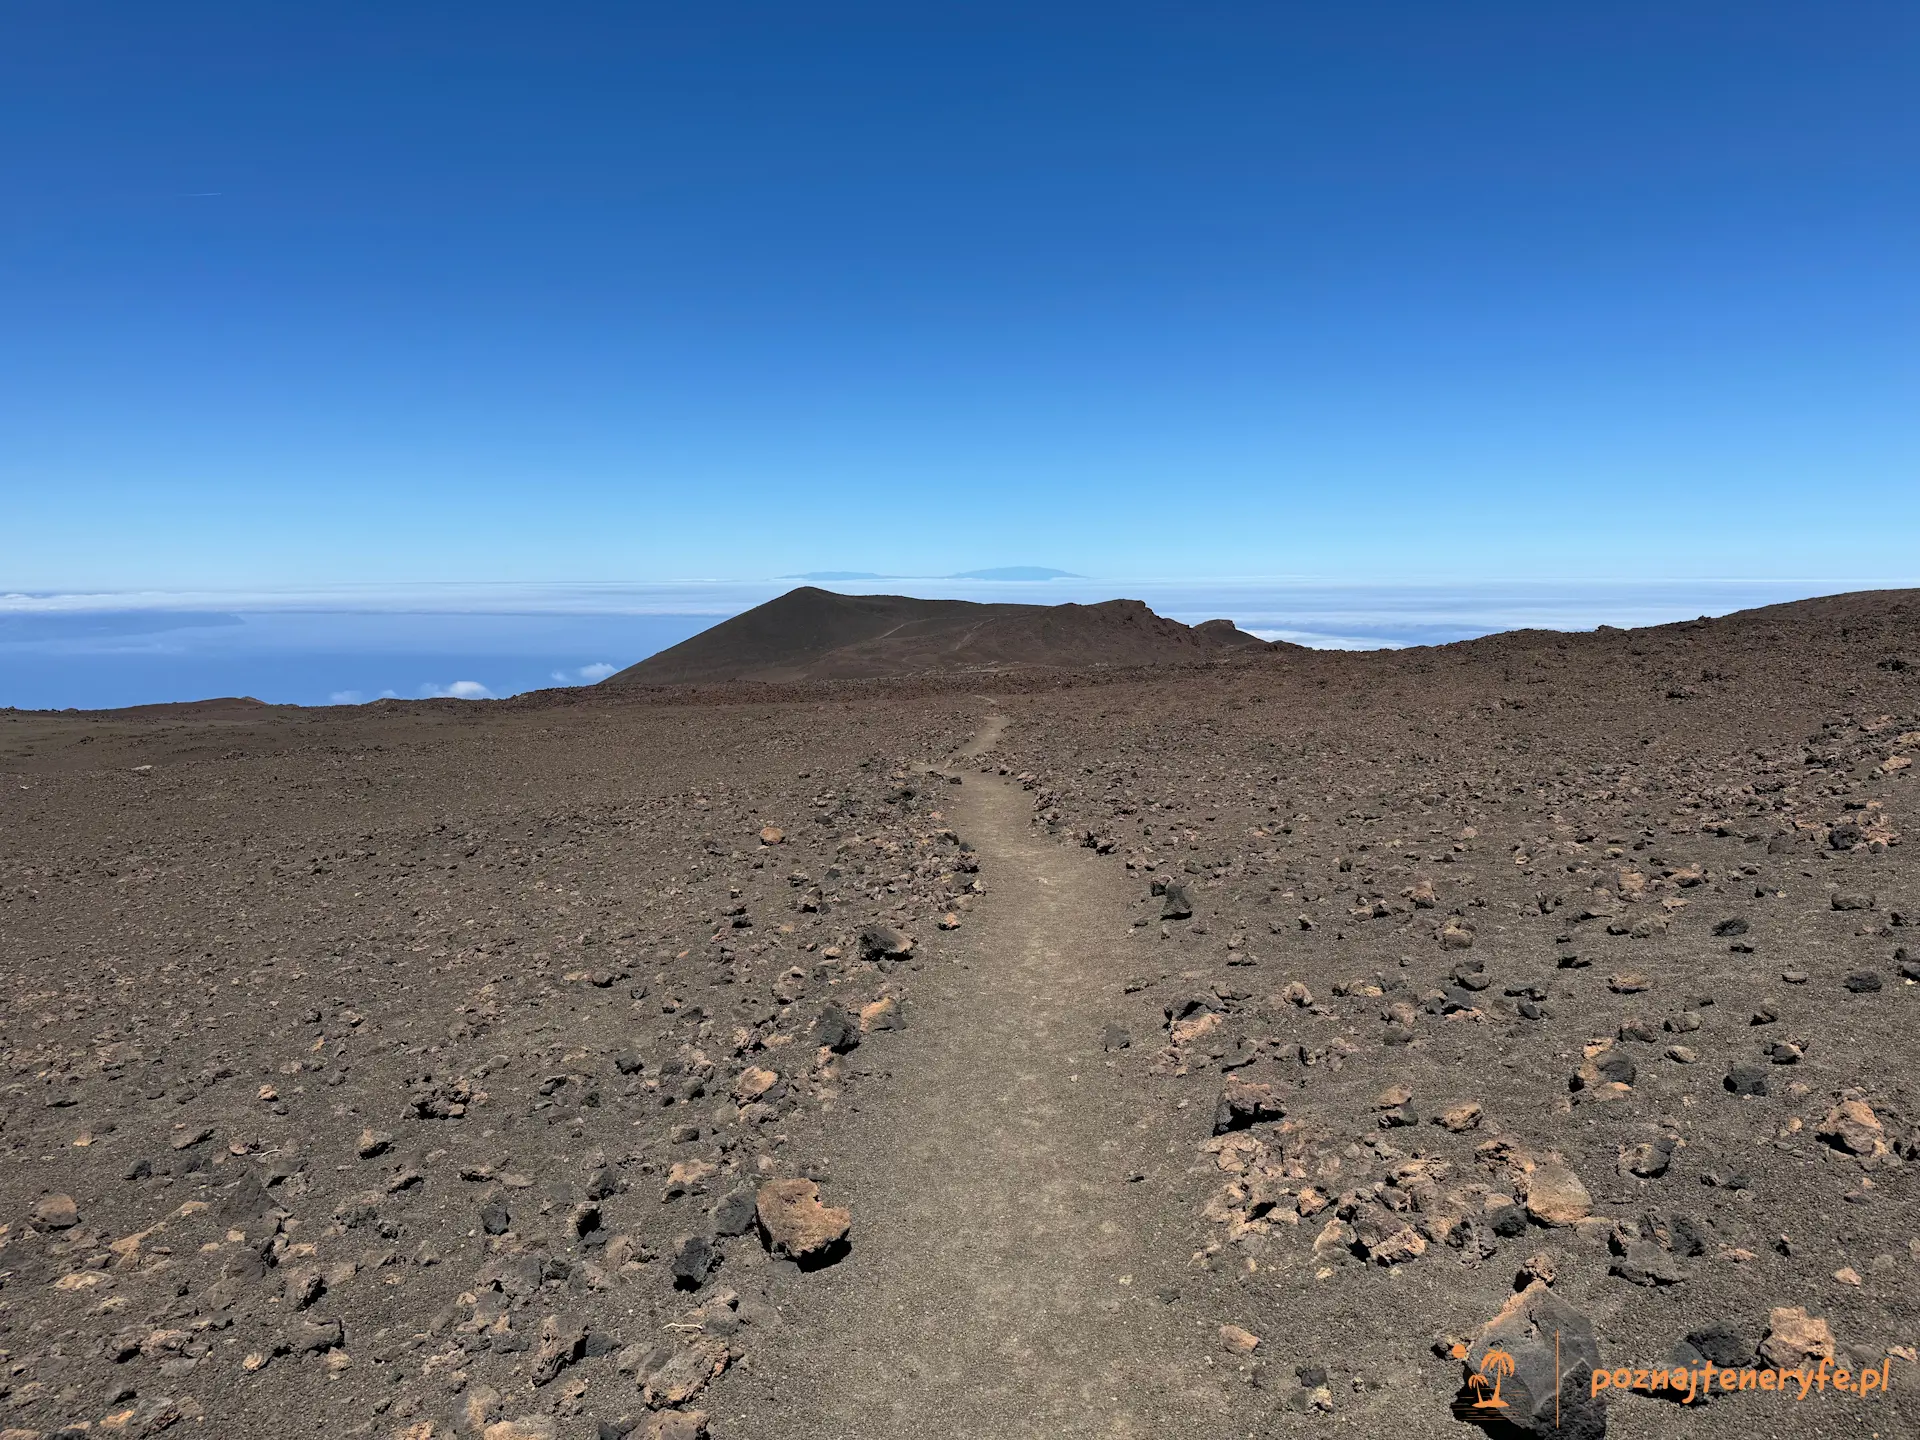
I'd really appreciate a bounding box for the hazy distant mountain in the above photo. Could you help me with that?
[946,567,1081,580]
[607,586,1273,686]
[780,567,1082,582]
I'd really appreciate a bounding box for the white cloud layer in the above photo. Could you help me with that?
[420,680,493,700]
[550,662,619,684]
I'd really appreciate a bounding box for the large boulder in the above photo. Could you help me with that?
[1456,1280,1604,1438]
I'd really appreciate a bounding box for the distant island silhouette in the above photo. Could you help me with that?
[781,567,1083,582]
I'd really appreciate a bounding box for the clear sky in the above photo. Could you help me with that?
[3,2,1915,591]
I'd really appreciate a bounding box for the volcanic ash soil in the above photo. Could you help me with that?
[2,588,1919,1439]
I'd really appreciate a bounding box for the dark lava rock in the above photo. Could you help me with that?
[711,1188,760,1239]
[670,1232,716,1290]
[1683,1321,1755,1367]
[811,1004,862,1053]
[293,1317,344,1354]
[1457,1280,1603,1438]
[1488,1204,1528,1238]
[858,924,914,961]
[480,1196,511,1235]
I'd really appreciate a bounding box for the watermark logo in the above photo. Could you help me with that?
[1451,1334,1896,1427]
[1461,1346,1514,1410]
[1591,1355,1894,1404]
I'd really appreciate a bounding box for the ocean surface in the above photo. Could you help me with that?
[0,577,1898,711]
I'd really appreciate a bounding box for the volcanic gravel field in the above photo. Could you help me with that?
[2,587,1917,1440]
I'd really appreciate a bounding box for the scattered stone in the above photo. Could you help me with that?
[1522,1162,1592,1227]
[1572,1042,1637,1093]
[671,1233,716,1290]
[530,1313,588,1385]
[1311,1217,1356,1263]
[638,1339,730,1410]
[1758,1306,1835,1368]
[30,1193,78,1229]
[1818,1100,1886,1156]
[1488,1203,1529,1238]
[1219,1324,1261,1354]
[1160,882,1194,920]
[1433,1101,1483,1133]
[293,1317,343,1354]
[1611,1239,1685,1287]
[810,1004,861,1053]
[857,924,914,961]
[710,1188,760,1239]
[481,1195,511,1235]
[1619,1137,1677,1178]
[732,1066,781,1104]
[756,1178,851,1265]
[1212,1078,1284,1135]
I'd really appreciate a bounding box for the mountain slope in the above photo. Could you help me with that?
[606,586,1274,686]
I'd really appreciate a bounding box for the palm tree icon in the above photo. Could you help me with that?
[1469,1349,1516,1409]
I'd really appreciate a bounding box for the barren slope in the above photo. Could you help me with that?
[607,587,1272,687]
[2,586,1917,1440]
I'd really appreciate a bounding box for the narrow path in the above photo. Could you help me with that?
[728,718,1234,1439]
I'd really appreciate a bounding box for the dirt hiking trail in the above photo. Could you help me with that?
[727,715,1236,1438]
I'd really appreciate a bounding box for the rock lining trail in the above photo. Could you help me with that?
[728,716,1235,1439]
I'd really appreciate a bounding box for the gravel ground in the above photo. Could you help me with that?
[3,587,1916,1439]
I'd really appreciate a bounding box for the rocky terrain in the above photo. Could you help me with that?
[2,586,1917,1439]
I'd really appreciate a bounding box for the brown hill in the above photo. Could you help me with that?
[606,586,1275,686]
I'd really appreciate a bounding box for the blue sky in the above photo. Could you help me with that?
[3,1,1915,596]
